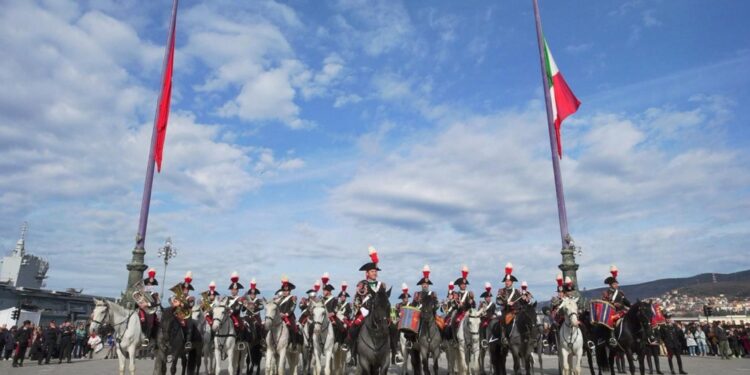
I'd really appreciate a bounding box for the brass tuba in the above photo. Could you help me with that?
[132,280,153,307]
[200,291,212,312]
[170,283,190,320]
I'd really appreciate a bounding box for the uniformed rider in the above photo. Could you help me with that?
[602,265,630,346]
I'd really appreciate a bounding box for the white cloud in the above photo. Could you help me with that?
[332,0,415,56]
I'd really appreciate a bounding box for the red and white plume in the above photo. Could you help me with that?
[184,271,193,283]
[321,272,330,285]
[209,280,216,290]
[521,281,528,290]
[505,263,513,275]
[556,273,563,287]
[148,268,156,277]
[610,265,618,278]
[565,276,573,286]
[484,282,492,292]
[401,283,408,293]
[281,275,289,287]
[461,265,469,279]
[314,280,321,292]
[250,278,256,290]
[230,271,239,283]
[423,265,431,279]
[448,281,455,291]
[368,246,379,264]
[341,281,348,292]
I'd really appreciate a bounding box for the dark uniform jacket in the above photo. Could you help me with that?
[602,287,631,311]
[354,279,387,312]
[659,323,684,350]
[323,295,338,314]
[456,290,476,312]
[478,300,496,319]
[412,290,440,314]
[496,287,523,313]
[15,326,32,345]
[42,327,59,346]
[277,294,297,319]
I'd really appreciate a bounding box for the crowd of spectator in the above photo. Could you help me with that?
[0,320,118,368]
[677,320,750,359]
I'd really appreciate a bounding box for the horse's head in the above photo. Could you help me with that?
[633,300,655,340]
[367,287,391,331]
[191,304,204,322]
[559,297,580,327]
[420,293,437,319]
[89,298,110,335]
[467,308,482,334]
[311,301,328,334]
[263,299,279,330]
[211,298,229,332]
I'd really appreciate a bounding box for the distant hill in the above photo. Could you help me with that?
[579,269,750,301]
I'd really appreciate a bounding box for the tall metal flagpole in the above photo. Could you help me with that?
[531,0,581,293]
[123,0,179,308]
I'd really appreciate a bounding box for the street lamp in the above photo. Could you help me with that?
[157,237,177,297]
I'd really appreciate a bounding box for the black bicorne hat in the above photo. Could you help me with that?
[229,282,244,290]
[479,290,492,298]
[397,292,411,299]
[323,284,335,292]
[604,276,618,285]
[503,274,518,283]
[416,277,433,285]
[359,262,381,271]
[454,277,469,286]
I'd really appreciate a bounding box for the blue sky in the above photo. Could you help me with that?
[1,0,749,299]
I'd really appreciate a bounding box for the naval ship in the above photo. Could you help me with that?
[0,223,109,326]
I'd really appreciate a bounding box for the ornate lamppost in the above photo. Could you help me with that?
[157,237,177,297]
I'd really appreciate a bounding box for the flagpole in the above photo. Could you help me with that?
[531,0,581,292]
[124,0,179,308]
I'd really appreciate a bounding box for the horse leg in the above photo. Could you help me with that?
[625,349,636,375]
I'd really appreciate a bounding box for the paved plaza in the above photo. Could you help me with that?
[1,354,748,374]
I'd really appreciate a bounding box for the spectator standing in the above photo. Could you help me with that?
[12,320,32,367]
[58,320,74,363]
[29,326,43,362]
[0,325,9,361]
[685,327,697,356]
[73,323,86,358]
[714,322,731,359]
[3,326,16,360]
[87,332,103,358]
[695,326,707,356]
[659,314,687,375]
[40,320,59,365]
[105,333,116,359]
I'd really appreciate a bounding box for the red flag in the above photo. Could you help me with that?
[154,5,178,173]
[544,40,580,158]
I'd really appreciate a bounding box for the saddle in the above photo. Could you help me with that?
[435,315,446,331]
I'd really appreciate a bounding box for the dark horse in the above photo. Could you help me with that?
[515,301,541,375]
[578,308,599,375]
[244,315,265,375]
[153,307,201,375]
[357,286,392,375]
[409,294,441,375]
[488,301,532,375]
[593,300,654,375]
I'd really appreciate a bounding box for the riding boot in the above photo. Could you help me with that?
[184,324,193,350]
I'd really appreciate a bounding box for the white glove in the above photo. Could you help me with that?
[361,307,370,317]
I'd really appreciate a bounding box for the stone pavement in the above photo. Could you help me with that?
[0,354,748,374]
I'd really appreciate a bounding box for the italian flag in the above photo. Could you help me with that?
[544,40,580,158]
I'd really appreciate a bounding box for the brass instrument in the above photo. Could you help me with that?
[200,291,212,312]
[132,280,153,307]
[170,283,191,320]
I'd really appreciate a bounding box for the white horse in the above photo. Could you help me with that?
[192,305,214,375]
[212,297,246,375]
[311,301,335,375]
[264,299,300,375]
[89,299,143,375]
[331,308,348,375]
[465,309,482,375]
[557,297,583,375]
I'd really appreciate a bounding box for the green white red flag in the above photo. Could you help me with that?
[543,39,580,158]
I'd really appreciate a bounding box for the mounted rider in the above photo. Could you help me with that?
[446,265,475,339]
[602,265,630,346]
[336,282,352,348]
[478,282,496,328]
[413,264,440,326]
[227,271,247,334]
[496,263,523,321]
[169,271,195,350]
[201,280,220,326]
[244,278,264,328]
[520,281,535,304]
[348,246,389,355]
[138,268,160,344]
[275,276,299,335]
